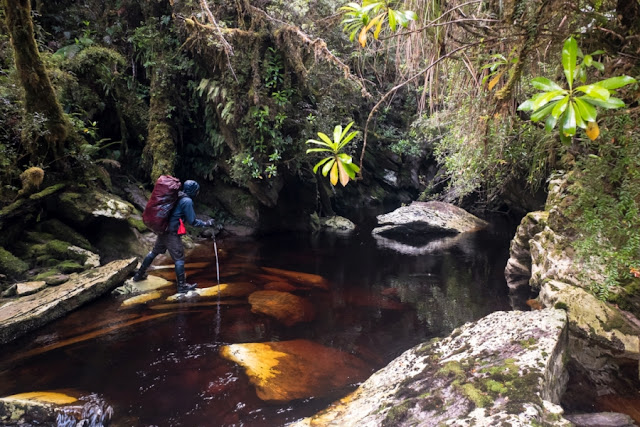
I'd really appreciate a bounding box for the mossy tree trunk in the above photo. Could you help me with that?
[3,0,70,166]
[142,62,177,182]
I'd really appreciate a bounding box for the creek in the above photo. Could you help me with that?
[0,218,515,425]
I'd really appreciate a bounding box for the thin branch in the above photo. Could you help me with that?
[199,0,238,82]
[382,17,501,40]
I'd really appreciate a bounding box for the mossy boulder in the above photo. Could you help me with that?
[35,219,92,250]
[292,309,570,427]
[0,247,29,278]
[55,188,137,226]
[56,261,85,274]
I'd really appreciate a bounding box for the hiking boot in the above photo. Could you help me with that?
[132,271,148,282]
[177,282,198,293]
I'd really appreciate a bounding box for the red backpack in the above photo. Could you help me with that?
[142,175,181,233]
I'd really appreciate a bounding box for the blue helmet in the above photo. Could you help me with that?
[183,180,200,197]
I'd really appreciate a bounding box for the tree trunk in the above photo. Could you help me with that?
[142,61,177,181]
[3,0,70,165]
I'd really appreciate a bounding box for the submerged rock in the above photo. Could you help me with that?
[319,215,356,232]
[121,291,164,307]
[372,201,488,239]
[112,274,172,295]
[219,339,370,401]
[292,309,570,427]
[248,290,315,326]
[261,267,330,290]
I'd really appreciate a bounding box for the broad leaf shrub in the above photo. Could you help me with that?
[518,36,636,145]
[306,122,360,187]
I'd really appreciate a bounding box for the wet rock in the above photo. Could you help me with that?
[504,211,548,290]
[565,412,636,427]
[35,219,92,251]
[372,201,488,239]
[292,309,570,427]
[196,282,257,298]
[264,281,298,292]
[0,391,77,425]
[1,284,16,298]
[112,274,172,295]
[248,290,315,326]
[0,246,29,278]
[261,267,329,290]
[319,215,356,232]
[121,291,164,307]
[220,339,370,401]
[34,271,70,286]
[16,281,47,296]
[0,257,137,344]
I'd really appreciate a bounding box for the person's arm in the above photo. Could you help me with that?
[181,198,208,227]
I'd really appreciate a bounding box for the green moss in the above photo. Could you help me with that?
[28,183,65,200]
[484,379,508,395]
[36,219,92,250]
[56,260,85,273]
[554,302,568,310]
[601,312,636,335]
[45,240,87,263]
[127,217,148,233]
[57,192,89,223]
[438,361,466,381]
[0,246,29,277]
[460,383,492,408]
[381,400,413,427]
[519,337,537,349]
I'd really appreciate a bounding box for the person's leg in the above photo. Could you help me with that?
[133,235,167,281]
[166,234,196,292]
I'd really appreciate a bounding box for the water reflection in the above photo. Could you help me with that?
[0,227,512,425]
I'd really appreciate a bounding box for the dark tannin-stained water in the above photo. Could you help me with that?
[0,224,514,426]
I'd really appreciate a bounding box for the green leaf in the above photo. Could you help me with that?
[559,129,572,145]
[342,161,360,179]
[317,132,335,147]
[576,84,610,100]
[340,121,355,141]
[551,95,570,119]
[584,54,592,67]
[562,36,578,89]
[337,131,359,151]
[531,77,563,92]
[597,76,637,90]
[388,9,397,31]
[337,153,353,163]
[530,100,558,122]
[306,148,334,153]
[572,101,586,129]
[517,99,534,111]
[322,158,336,177]
[333,125,343,144]
[592,62,605,72]
[561,102,577,136]
[574,97,597,122]
[312,157,332,173]
[580,95,625,109]
[306,139,332,147]
[405,10,418,21]
[545,113,557,132]
[531,90,565,110]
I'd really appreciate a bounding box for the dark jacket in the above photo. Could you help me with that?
[167,181,207,232]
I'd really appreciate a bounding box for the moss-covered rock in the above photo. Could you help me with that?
[0,246,29,278]
[56,260,85,274]
[36,219,92,250]
[55,188,136,226]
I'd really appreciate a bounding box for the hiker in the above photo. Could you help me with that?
[132,179,215,293]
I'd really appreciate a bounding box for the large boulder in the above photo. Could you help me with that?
[372,201,488,239]
[292,309,570,427]
[504,211,548,290]
[220,339,371,401]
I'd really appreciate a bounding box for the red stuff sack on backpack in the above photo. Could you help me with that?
[142,175,181,233]
[177,219,186,235]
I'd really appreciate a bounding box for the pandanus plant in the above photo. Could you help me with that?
[518,36,636,144]
[306,122,361,187]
